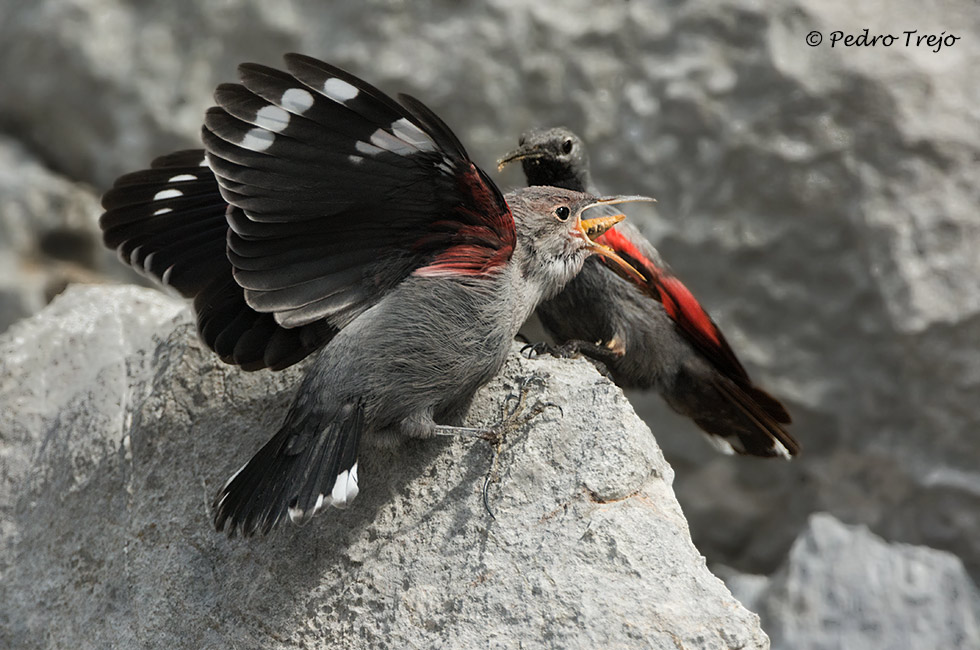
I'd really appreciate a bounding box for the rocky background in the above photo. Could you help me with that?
[1,0,978,647]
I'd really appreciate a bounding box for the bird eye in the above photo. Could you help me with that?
[561,139,573,154]
[555,206,570,221]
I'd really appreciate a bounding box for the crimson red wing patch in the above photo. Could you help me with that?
[415,163,515,277]
[598,228,750,384]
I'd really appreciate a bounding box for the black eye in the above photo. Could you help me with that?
[555,206,570,221]
[561,139,573,154]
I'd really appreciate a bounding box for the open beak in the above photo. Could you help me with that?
[497,144,544,172]
[577,195,657,283]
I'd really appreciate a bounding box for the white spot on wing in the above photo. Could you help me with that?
[255,104,290,133]
[355,141,384,156]
[287,493,326,524]
[241,127,275,152]
[198,157,208,167]
[153,188,183,201]
[322,77,359,102]
[281,87,314,114]
[167,173,196,183]
[153,207,173,216]
[391,118,436,151]
[370,128,415,155]
[348,154,364,165]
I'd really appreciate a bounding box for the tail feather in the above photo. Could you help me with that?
[746,384,792,424]
[702,377,800,459]
[213,400,363,536]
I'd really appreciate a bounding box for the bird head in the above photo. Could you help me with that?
[498,127,590,190]
[508,187,653,300]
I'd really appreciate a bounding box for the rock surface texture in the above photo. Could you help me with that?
[0,135,143,332]
[0,286,768,650]
[725,514,980,650]
[2,0,979,645]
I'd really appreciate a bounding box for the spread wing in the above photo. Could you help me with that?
[100,150,335,370]
[201,53,516,330]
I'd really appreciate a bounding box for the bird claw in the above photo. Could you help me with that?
[521,341,584,359]
[482,472,497,521]
[500,373,550,422]
[481,374,561,518]
[520,342,547,359]
[524,338,625,361]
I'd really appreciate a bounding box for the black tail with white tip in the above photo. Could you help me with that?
[213,399,364,536]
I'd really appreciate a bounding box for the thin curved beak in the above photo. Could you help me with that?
[587,195,657,208]
[577,195,657,283]
[497,144,544,172]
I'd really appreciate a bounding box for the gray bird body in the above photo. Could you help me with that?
[501,127,798,458]
[293,214,578,446]
[209,184,624,535]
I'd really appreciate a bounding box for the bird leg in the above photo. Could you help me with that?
[431,374,559,443]
[432,374,561,518]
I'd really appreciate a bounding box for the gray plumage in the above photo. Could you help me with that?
[211,187,627,535]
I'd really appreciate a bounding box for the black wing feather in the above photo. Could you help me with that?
[202,54,515,330]
[99,150,336,370]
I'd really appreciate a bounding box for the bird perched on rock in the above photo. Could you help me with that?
[499,127,799,459]
[100,56,648,536]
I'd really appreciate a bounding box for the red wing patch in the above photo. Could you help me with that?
[415,163,516,277]
[598,228,750,384]
[596,229,656,280]
[656,275,720,346]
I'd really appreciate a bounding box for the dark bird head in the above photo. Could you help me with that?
[498,127,591,191]
[508,186,651,300]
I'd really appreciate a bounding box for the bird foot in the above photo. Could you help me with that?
[521,340,584,359]
[522,338,624,365]
[481,374,562,518]
[483,374,561,444]
[430,373,561,518]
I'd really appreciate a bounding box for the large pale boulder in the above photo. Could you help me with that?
[0,285,768,649]
[726,514,980,650]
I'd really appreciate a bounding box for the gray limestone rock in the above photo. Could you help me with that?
[0,285,768,650]
[726,514,980,650]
